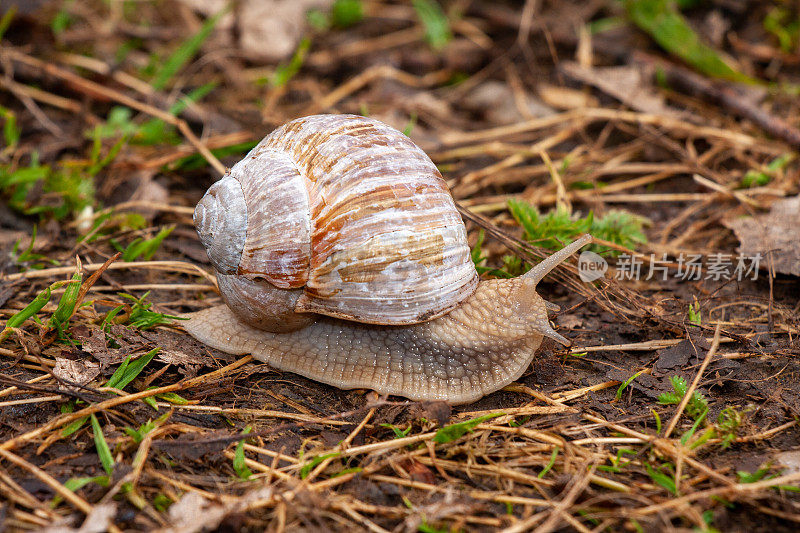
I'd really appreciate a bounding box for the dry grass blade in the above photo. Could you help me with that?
[2,48,226,174]
[3,260,216,285]
[663,324,722,439]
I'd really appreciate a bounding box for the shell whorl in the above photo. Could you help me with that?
[195,114,479,326]
[194,175,247,275]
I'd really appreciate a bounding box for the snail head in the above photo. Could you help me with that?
[510,234,593,347]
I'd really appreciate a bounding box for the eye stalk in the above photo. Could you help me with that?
[522,234,593,285]
[194,174,247,275]
[517,235,593,347]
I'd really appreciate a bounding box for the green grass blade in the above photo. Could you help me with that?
[652,408,662,434]
[61,415,90,437]
[0,105,20,148]
[90,414,114,475]
[433,413,503,443]
[118,292,184,330]
[299,452,339,479]
[0,6,16,41]
[616,370,644,401]
[100,305,125,331]
[51,475,109,507]
[121,238,144,261]
[233,426,253,479]
[143,395,158,410]
[402,112,417,136]
[104,353,132,389]
[113,348,159,391]
[271,37,311,87]
[412,0,452,50]
[380,423,412,439]
[538,447,559,478]
[0,286,52,341]
[168,82,218,115]
[737,468,770,483]
[331,0,363,28]
[48,272,82,335]
[157,392,189,405]
[121,226,173,262]
[141,226,174,260]
[646,464,678,495]
[624,0,756,84]
[151,7,228,90]
[680,407,708,445]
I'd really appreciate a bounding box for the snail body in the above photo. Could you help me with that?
[184,114,590,404]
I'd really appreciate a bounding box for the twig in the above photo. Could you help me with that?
[302,408,375,483]
[503,462,597,533]
[305,65,448,114]
[635,52,800,149]
[3,260,216,285]
[0,448,123,533]
[440,107,770,149]
[1,48,226,175]
[633,471,800,516]
[540,149,570,212]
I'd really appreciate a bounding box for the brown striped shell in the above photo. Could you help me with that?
[195,114,479,326]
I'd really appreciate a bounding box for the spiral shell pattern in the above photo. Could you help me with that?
[201,114,478,325]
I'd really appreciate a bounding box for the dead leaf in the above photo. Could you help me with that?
[559,61,682,117]
[53,358,101,389]
[775,450,800,475]
[464,81,556,124]
[77,503,117,533]
[655,340,693,371]
[165,492,227,533]
[655,338,710,373]
[0,280,22,308]
[128,176,169,220]
[75,324,149,367]
[724,195,800,276]
[74,327,112,364]
[42,503,116,533]
[411,401,451,427]
[159,487,275,533]
[154,432,229,462]
[180,0,332,62]
[165,237,210,265]
[240,0,331,61]
[139,329,217,372]
[401,459,437,485]
[556,314,584,329]
[703,10,730,47]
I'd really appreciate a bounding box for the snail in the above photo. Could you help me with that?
[182,114,591,404]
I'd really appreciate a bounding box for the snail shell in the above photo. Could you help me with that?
[194,114,478,328]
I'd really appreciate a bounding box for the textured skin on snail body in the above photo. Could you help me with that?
[183,114,591,404]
